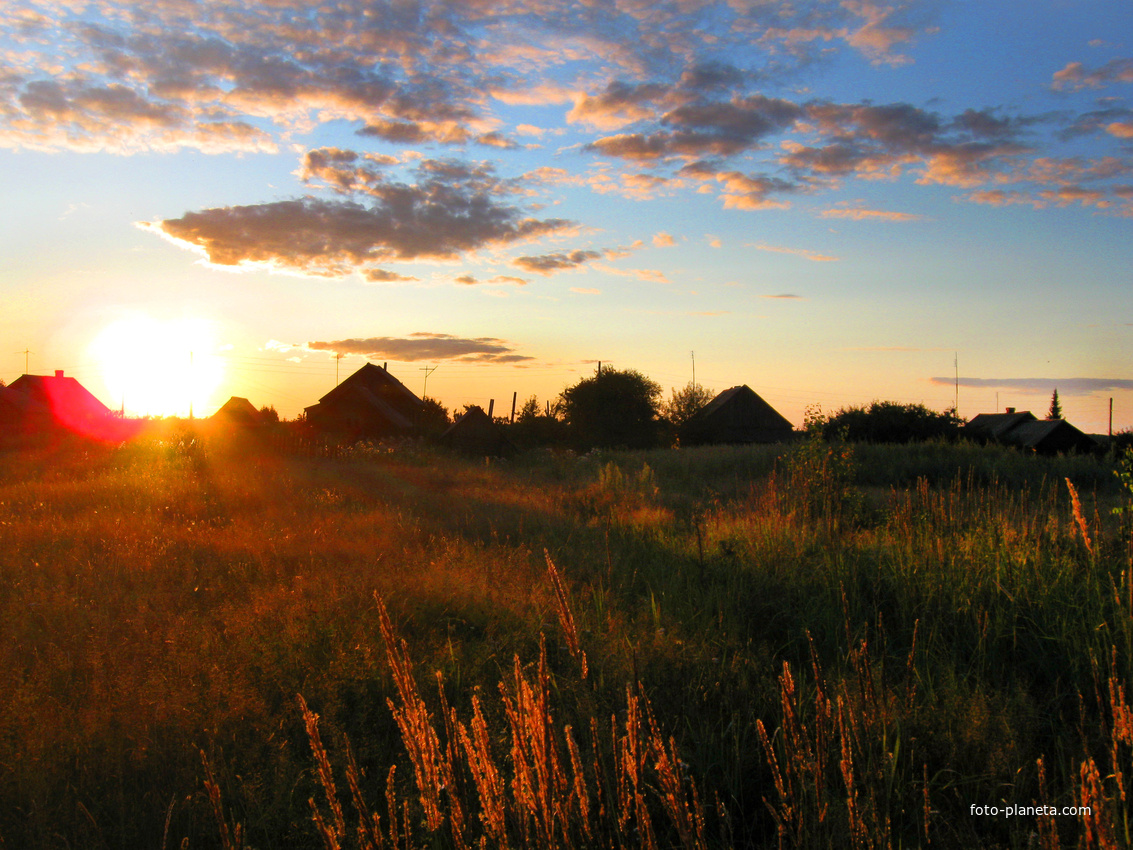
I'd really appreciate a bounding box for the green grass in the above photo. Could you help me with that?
[0,434,1129,848]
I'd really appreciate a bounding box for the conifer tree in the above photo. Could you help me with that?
[1047,389,1063,420]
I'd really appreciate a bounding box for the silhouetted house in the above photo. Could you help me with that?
[3,371,128,441]
[304,362,425,439]
[964,408,1097,454]
[680,385,794,445]
[212,396,262,428]
[439,406,515,457]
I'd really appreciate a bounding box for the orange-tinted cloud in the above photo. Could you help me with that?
[513,249,602,275]
[308,334,533,363]
[148,155,574,275]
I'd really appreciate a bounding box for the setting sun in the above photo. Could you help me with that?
[90,315,225,418]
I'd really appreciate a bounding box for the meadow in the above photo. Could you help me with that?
[0,429,1130,848]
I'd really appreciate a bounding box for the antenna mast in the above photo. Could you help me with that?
[954,353,959,416]
[691,350,695,386]
[420,364,437,398]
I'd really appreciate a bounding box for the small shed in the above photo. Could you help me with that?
[212,396,262,428]
[304,362,425,439]
[680,385,794,445]
[439,406,515,457]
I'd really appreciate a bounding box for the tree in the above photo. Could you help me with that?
[821,401,961,443]
[664,381,714,429]
[1047,389,1063,420]
[419,397,451,437]
[259,404,280,424]
[516,395,541,423]
[558,367,664,449]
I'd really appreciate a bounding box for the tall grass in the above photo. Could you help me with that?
[0,434,1129,847]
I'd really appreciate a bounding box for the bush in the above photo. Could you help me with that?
[821,400,960,444]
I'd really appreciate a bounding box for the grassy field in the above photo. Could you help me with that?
[0,430,1130,848]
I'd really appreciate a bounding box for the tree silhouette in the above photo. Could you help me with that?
[664,381,714,429]
[1047,389,1063,420]
[559,367,663,449]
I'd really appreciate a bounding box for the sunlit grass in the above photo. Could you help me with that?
[0,434,1129,847]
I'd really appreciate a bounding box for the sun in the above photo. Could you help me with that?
[90,315,225,418]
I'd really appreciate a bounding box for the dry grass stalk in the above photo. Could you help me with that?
[544,550,588,679]
[201,750,244,850]
[298,593,712,849]
[1066,478,1095,557]
[376,595,450,833]
[1034,757,1059,850]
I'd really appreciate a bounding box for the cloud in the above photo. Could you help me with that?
[652,232,675,247]
[929,376,1133,395]
[821,206,924,221]
[145,155,574,275]
[307,333,533,363]
[760,293,806,299]
[755,243,838,262]
[1051,58,1133,91]
[364,268,419,283]
[513,249,602,275]
[570,287,601,295]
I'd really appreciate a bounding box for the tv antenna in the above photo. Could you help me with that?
[420,364,437,398]
[16,348,33,374]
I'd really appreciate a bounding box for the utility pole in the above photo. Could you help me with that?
[511,391,517,423]
[16,349,32,374]
[691,350,695,385]
[336,352,343,386]
[954,353,959,417]
[420,364,437,399]
[1110,398,1114,439]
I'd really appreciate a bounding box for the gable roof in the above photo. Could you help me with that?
[964,410,1097,454]
[213,396,261,425]
[4,371,130,441]
[317,362,423,410]
[304,363,424,436]
[440,405,515,456]
[682,384,793,445]
[964,411,1037,440]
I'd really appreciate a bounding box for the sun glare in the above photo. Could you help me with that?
[91,315,225,418]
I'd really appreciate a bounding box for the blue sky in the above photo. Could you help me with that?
[1,0,1130,431]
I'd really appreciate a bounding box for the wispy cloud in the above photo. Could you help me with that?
[754,244,839,262]
[821,206,924,221]
[307,333,532,363]
[929,376,1133,395]
[760,293,806,300]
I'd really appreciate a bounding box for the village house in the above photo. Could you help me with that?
[303,362,425,440]
[439,405,516,457]
[680,384,794,446]
[963,408,1098,454]
[1,370,131,442]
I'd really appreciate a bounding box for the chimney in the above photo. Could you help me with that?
[1006,407,1015,414]
[55,370,64,378]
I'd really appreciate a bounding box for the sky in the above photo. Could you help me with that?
[1,0,1131,433]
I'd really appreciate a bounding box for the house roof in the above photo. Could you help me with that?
[440,406,515,455]
[213,396,261,424]
[317,362,422,410]
[964,410,1096,453]
[693,385,793,431]
[8,372,112,419]
[4,371,129,440]
[964,411,1036,440]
